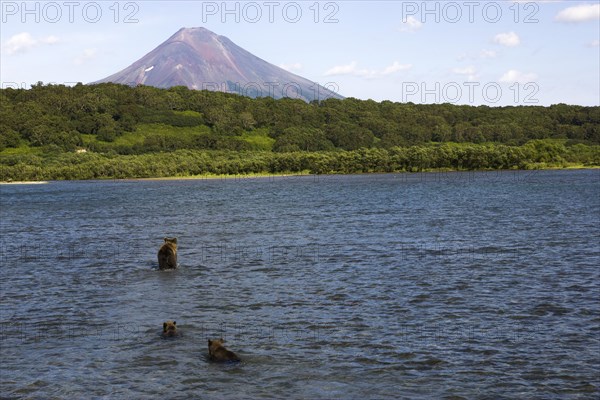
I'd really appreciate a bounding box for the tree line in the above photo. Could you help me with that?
[1,142,598,181]
[1,82,598,154]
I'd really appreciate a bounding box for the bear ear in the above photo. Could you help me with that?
[163,322,167,331]
[208,339,212,345]
[172,238,178,244]
[220,337,225,342]
[173,321,176,325]
[164,237,168,242]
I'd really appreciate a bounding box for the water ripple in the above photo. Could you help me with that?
[1,170,599,399]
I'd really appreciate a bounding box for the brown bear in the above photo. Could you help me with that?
[162,320,178,338]
[158,237,178,270]
[208,338,241,362]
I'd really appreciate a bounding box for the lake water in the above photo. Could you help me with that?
[1,170,599,399]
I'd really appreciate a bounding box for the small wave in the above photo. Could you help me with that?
[409,293,430,304]
[530,303,570,316]
[410,358,446,370]
[326,293,348,301]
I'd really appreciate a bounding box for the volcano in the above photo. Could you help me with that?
[94,27,342,102]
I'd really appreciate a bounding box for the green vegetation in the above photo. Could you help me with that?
[1,82,598,181]
[1,142,598,181]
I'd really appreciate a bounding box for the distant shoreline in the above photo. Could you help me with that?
[2,166,597,184]
[132,172,312,181]
[127,165,600,182]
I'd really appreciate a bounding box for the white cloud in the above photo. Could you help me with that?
[74,48,97,65]
[325,61,412,78]
[493,32,521,47]
[555,4,600,22]
[2,32,36,55]
[399,16,423,33]
[453,66,476,75]
[2,32,60,55]
[453,66,478,81]
[325,61,359,76]
[457,49,497,61]
[381,61,413,75]
[499,69,538,84]
[279,62,303,73]
[480,49,497,59]
[42,35,60,45]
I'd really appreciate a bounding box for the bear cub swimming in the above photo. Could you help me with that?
[208,338,241,362]
[162,320,178,338]
[158,237,178,270]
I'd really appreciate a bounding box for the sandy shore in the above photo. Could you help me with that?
[0,181,49,185]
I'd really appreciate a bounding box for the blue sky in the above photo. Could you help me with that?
[1,0,599,106]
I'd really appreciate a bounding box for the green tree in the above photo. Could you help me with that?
[325,122,375,150]
[274,127,334,152]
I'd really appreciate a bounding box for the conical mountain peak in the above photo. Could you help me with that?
[168,27,220,43]
[94,27,341,102]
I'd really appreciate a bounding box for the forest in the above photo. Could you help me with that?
[1,82,599,180]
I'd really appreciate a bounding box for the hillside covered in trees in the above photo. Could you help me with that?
[1,83,599,180]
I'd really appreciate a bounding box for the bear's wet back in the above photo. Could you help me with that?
[158,237,178,270]
[208,338,241,362]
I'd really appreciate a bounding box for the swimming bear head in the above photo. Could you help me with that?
[162,320,177,337]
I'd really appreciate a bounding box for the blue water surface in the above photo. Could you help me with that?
[1,170,599,399]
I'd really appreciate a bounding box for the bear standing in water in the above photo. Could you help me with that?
[208,338,241,362]
[158,237,178,270]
